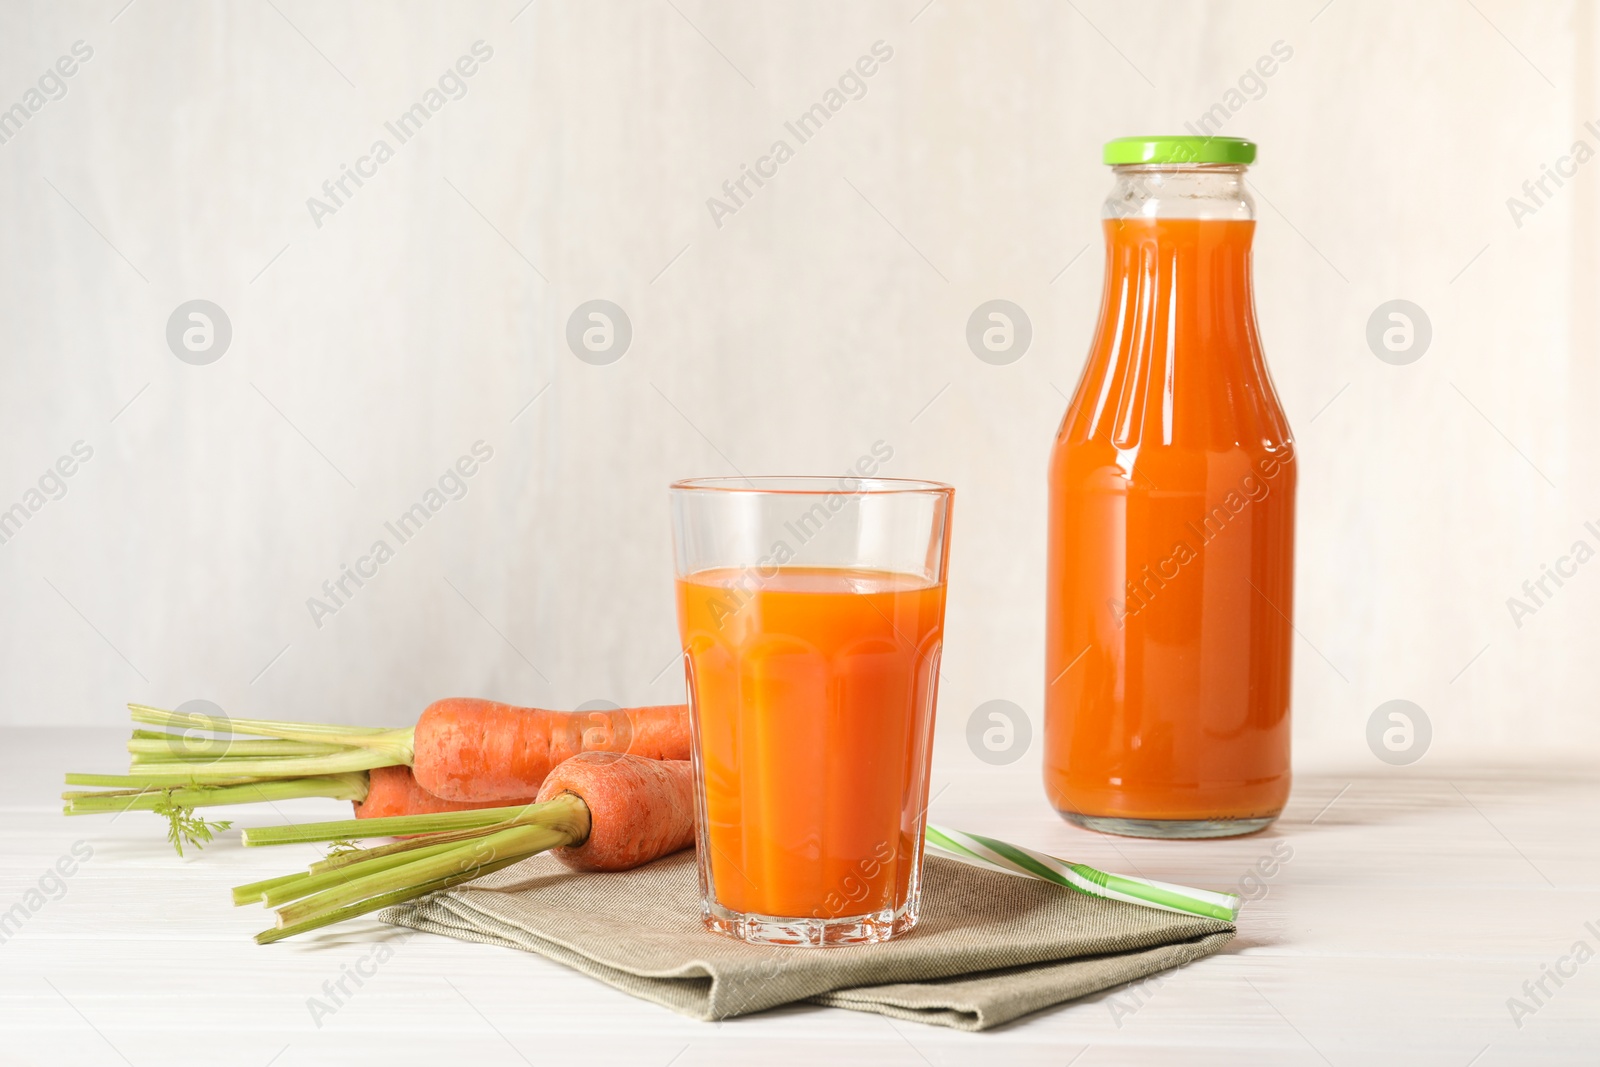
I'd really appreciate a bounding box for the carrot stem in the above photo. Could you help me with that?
[65,772,266,789]
[307,825,508,873]
[66,777,262,793]
[128,704,402,746]
[128,737,349,759]
[241,802,543,846]
[254,855,529,945]
[62,775,369,815]
[233,872,314,906]
[260,840,468,907]
[122,751,393,775]
[273,822,572,927]
[87,744,409,782]
[244,794,593,942]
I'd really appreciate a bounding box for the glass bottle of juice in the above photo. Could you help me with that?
[1044,136,1296,838]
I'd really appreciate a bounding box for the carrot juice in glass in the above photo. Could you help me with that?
[671,477,952,946]
[1045,137,1296,838]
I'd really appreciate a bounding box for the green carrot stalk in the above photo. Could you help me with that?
[254,855,529,945]
[306,823,522,873]
[63,775,368,815]
[258,840,470,908]
[309,836,457,873]
[65,772,262,789]
[274,821,572,928]
[233,872,315,906]
[76,745,408,782]
[114,742,406,777]
[239,794,592,942]
[129,704,402,747]
[128,737,350,760]
[66,706,402,859]
[101,709,414,780]
[240,802,545,847]
[61,773,354,857]
[68,705,424,858]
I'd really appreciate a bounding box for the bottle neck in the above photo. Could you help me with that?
[1105,164,1254,222]
[1100,163,1258,342]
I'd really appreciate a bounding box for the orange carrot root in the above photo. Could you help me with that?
[353,765,537,820]
[535,753,695,872]
[622,703,694,761]
[412,698,690,803]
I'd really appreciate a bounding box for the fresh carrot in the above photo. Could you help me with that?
[410,698,692,802]
[238,754,694,942]
[353,765,537,820]
[64,699,689,851]
[534,751,696,871]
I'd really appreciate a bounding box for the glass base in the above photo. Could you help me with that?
[701,897,919,947]
[1060,811,1278,839]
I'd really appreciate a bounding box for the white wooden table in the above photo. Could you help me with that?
[3,728,1595,1066]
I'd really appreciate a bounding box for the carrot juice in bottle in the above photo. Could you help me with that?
[1044,137,1296,837]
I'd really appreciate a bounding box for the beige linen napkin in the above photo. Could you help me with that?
[383,850,1233,1031]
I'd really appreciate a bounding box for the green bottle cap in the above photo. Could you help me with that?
[1103,136,1256,166]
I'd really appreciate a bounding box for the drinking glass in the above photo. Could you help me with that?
[670,476,953,946]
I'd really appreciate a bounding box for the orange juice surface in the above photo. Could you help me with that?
[677,566,945,919]
[1046,217,1296,824]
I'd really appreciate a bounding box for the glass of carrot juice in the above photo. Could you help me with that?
[670,476,953,946]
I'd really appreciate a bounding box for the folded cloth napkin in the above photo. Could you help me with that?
[383,850,1233,1031]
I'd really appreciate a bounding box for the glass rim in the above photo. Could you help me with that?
[670,475,953,496]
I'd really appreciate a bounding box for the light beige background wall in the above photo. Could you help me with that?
[1,0,1594,774]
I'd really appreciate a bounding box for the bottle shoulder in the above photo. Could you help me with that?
[1053,353,1295,454]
